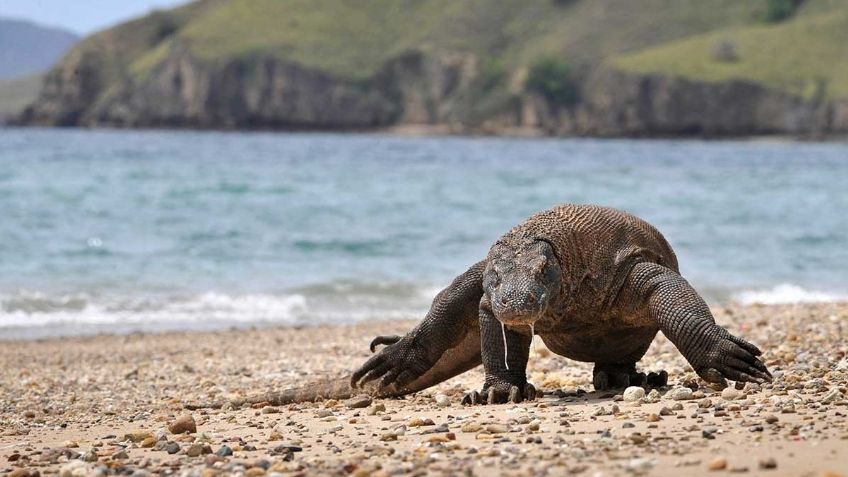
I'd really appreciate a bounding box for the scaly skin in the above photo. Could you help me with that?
[185,204,770,409]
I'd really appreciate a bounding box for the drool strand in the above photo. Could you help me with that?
[501,321,509,370]
[530,323,536,355]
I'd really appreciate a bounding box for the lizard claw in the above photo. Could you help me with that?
[461,390,482,405]
[351,334,432,391]
[694,328,772,386]
[462,382,536,405]
[369,335,402,353]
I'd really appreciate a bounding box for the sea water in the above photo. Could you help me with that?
[0,128,845,339]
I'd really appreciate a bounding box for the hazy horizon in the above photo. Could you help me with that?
[0,0,189,34]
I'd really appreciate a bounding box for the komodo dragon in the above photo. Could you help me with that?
[186,204,770,409]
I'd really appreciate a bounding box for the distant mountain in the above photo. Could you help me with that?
[13,0,848,137]
[0,17,79,78]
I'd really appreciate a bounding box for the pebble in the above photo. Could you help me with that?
[408,417,434,427]
[625,457,654,473]
[646,389,661,402]
[81,449,98,462]
[186,443,212,457]
[167,415,197,434]
[461,422,482,433]
[345,395,372,409]
[668,387,694,401]
[707,457,728,471]
[486,424,509,434]
[216,445,233,457]
[821,388,842,404]
[721,387,741,401]
[124,431,152,443]
[435,394,451,407]
[164,442,180,455]
[758,457,777,469]
[59,461,90,477]
[623,386,646,402]
[140,436,157,448]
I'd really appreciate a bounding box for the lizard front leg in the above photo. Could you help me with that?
[462,296,535,404]
[625,262,771,387]
[351,261,485,395]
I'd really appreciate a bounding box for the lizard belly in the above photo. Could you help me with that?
[539,320,659,364]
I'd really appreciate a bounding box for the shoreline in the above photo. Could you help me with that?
[3,124,848,143]
[1,302,846,476]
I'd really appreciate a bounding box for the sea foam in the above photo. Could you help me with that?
[733,284,847,305]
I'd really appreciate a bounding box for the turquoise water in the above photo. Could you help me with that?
[0,128,846,339]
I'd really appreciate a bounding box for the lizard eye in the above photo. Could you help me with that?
[530,256,547,275]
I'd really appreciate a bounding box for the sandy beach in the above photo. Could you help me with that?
[1,302,846,477]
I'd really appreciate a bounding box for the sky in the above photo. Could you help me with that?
[0,0,190,34]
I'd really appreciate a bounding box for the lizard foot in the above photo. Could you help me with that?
[461,382,536,405]
[351,334,434,392]
[593,364,668,391]
[693,327,772,387]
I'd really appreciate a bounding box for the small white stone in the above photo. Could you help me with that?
[667,386,694,401]
[821,388,842,404]
[623,386,646,402]
[645,389,661,403]
[435,394,451,408]
[59,461,91,477]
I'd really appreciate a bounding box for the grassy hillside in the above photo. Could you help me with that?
[0,74,42,118]
[20,0,848,135]
[612,1,848,99]
[130,0,766,80]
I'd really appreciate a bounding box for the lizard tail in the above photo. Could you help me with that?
[184,378,354,410]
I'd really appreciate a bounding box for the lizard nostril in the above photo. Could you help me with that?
[500,296,509,306]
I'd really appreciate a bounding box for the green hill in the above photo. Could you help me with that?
[613,2,848,100]
[139,0,763,79]
[16,0,848,136]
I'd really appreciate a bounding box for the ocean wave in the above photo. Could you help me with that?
[0,292,308,328]
[0,284,435,340]
[733,284,847,305]
[3,282,844,340]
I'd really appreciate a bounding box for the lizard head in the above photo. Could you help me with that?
[483,238,561,326]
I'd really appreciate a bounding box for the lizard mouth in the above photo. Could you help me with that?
[492,293,547,325]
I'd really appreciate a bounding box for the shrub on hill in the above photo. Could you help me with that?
[525,57,579,106]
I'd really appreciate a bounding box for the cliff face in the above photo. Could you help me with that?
[20,48,483,131]
[18,46,847,137]
[521,68,844,137]
[16,0,848,137]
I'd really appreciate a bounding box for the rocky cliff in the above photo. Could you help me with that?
[520,68,845,137]
[15,0,848,137]
[20,45,846,137]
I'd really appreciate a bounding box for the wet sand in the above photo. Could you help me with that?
[1,303,846,476]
